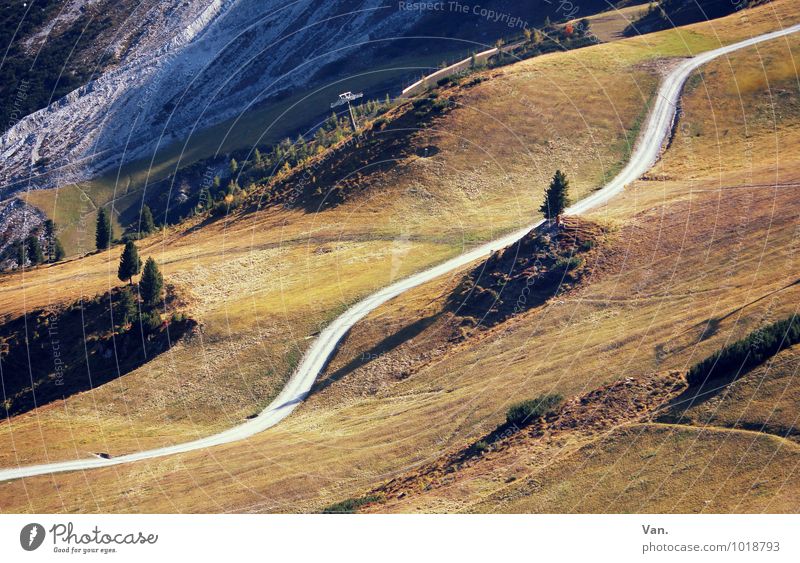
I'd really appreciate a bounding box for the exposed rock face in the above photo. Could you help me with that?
[0,199,47,270]
[0,0,423,195]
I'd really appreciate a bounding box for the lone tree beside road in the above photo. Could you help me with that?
[139,257,164,307]
[95,208,113,250]
[540,170,571,223]
[118,241,142,284]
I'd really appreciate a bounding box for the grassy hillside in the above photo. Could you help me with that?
[0,0,798,513]
[624,0,773,36]
[21,0,785,257]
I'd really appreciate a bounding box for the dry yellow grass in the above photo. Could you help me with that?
[1,0,799,513]
[571,3,652,43]
[480,423,800,513]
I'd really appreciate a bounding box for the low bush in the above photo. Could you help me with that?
[469,440,491,456]
[554,255,583,272]
[322,495,382,514]
[506,393,563,426]
[138,310,163,334]
[687,315,800,385]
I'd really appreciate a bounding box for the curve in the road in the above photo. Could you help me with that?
[2,23,799,482]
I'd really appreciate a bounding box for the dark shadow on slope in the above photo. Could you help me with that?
[447,217,608,337]
[0,288,196,419]
[311,313,440,396]
[660,316,800,419]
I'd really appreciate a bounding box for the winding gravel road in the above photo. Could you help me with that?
[2,23,799,482]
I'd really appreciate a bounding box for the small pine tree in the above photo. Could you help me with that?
[53,238,66,262]
[139,257,164,308]
[114,287,138,330]
[198,187,212,212]
[42,219,65,262]
[26,236,44,265]
[230,158,239,175]
[140,205,156,234]
[95,208,113,250]
[118,241,142,284]
[14,240,25,268]
[254,148,262,165]
[540,170,571,221]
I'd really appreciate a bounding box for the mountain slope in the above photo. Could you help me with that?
[0,0,798,512]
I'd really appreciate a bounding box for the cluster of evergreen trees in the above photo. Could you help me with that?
[114,240,165,333]
[100,203,159,246]
[489,20,596,69]
[94,204,165,331]
[14,219,66,269]
[194,96,393,216]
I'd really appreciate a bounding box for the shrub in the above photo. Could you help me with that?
[506,393,563,426]
[138,310,162,334]
[469,440,491,456]
[430,97,450,113]
[322,495,381,514]
[687,315,800,386]
[554,255,583,272]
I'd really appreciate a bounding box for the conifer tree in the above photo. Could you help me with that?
[14,241,25,268]
[539,170,571,222]
[118,241,142,284]
[43,219,66,262]
[26,236,44,265]
[198,187,212,212]
[140,204,156,234]
[114,287,138,330]
[139,257,164,307]
[95,208,113,250]
[52,238,66,262]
